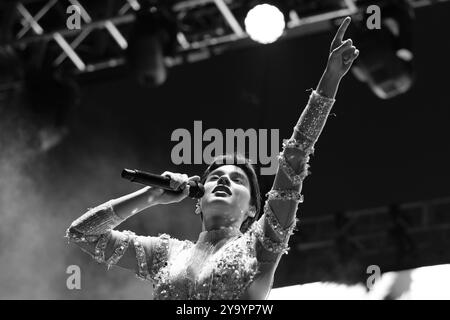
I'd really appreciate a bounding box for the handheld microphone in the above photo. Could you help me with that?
[121,169,205,199]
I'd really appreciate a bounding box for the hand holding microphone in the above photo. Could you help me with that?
[121,169,204,205]
[155,171,201,205]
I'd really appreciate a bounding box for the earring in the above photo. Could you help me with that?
[195,199,201,215]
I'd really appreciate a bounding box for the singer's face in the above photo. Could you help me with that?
[201,165,252,228]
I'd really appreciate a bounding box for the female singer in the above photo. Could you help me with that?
[66,17,359,299]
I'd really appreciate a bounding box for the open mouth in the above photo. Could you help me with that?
[212,185,232,196]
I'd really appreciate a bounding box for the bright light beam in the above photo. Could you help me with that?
[244,4,285,44]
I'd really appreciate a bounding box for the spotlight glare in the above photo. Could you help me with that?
[244,4,285,44]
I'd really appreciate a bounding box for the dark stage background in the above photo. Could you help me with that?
[0,2,449,299]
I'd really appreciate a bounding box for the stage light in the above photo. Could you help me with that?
[126,5,178,87]
[244,4,285,44]
[350,0,415,99]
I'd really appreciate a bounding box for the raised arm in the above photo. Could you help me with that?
[252,17,359,264]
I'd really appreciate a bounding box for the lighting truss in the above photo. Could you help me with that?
[275,195,450,285]
[294,196,450,253]
[0,0,448,75]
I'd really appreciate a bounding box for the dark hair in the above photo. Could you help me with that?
[200,154,261,233]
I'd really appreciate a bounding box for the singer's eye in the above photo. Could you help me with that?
[232,177,243,184]
[208,175,219,181]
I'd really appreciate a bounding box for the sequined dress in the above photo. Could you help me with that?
[65,90,335,300]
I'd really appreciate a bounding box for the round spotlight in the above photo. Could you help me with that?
[244,4,285,44]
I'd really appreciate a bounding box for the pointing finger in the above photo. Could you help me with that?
[333,16,351,44]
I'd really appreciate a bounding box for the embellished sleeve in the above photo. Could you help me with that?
[251,90,335,262]
[65,201,185,283]
[65,201,130,268]
[250,190,302,260]
[65,200,123,243]
[294,90,336,148]
[71,229,172,282]
[278,90,336,186]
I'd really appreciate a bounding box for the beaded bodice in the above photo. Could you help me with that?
[66,206,297,300]
[151,226,260,299]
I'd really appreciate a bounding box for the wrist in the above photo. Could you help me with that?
[145,187,163,207]
[316,69,342,99]
[323,68,343,83]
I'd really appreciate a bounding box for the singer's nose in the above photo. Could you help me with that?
[217,175,231,186]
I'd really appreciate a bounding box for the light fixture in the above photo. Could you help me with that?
[244,3,285,44]
[126,4,178,87]
[350,0,415,99]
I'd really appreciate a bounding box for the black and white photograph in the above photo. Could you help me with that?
[0,0,449,302]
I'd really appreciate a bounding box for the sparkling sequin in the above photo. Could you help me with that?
[264,202,299,241]
[282,137,315,155]
[66,201,123,238]
[105,230,135,270]
[295,90,335,143]
[94,232,111,263]
[251,201,299,255]
[150,233,170,282]
[276,91,333,189]
[134,235,152,281]
[152,228,260,300]
[250,219,290,255]
[278,151,310,185]
[266,189,304,202]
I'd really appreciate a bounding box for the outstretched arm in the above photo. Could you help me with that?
[271,17,359,227]
[252,17,359,264]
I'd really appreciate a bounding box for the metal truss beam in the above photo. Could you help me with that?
[274,195,450,286]
[1,0,449,75]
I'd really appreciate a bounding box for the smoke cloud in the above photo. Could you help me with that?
[0,97,199,299]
